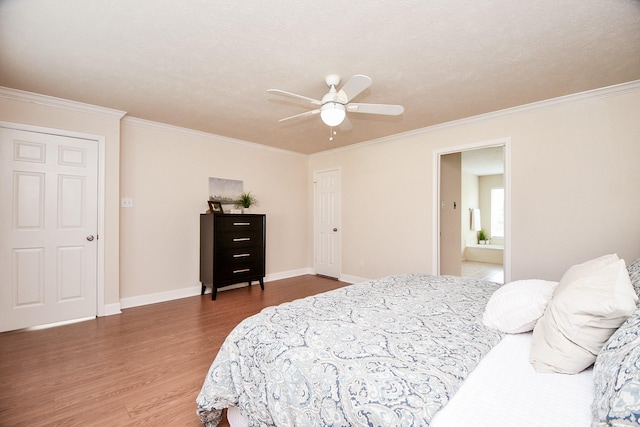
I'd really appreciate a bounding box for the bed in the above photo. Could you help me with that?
[197,256,640,426]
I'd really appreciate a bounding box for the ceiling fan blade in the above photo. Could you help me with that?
[347,103,404,116]
[278,109,320,122]
[337,75,372,103]
[267,89,322,106]
[339,115,352,131]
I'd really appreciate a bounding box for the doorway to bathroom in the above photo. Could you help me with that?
[435,139,511,284]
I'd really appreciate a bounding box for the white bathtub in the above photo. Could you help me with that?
[464,243,504,264]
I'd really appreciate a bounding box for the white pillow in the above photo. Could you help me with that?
[558,253,619,286]
[483,279,559,334]
[530,255,638,374]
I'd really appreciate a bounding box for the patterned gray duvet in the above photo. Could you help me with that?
[196,274,503,426]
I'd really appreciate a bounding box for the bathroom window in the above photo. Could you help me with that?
[491,188,504,238]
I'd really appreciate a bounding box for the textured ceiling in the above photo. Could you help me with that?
[1,0,639,154]
[462,147,504,176]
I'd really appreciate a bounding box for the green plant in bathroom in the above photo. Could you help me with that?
[477,228,487,243]
[235,191,258,209]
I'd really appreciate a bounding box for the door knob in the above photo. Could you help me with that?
[333,228,338,232]
[86,235,94,241]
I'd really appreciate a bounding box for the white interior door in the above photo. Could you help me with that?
[0,128,98,332]
[314,169,341,278]
[439,152,462,276]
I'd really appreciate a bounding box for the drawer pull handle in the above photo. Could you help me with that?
[233,268,250,274]
[233,253,251,258]
[233,237,251,242]
[233,222,251,226]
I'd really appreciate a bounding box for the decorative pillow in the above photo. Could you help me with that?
[559,253,620,285]
[592,306,640,425]
[483,279,559,334]
[628,258,640,302]
[530,255,638,374]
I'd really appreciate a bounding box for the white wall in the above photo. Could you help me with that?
[309,83,640,282]
[3,82,640,310]
[119,119,309,300]
[309,140,436,279]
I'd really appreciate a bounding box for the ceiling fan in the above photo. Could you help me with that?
[267,74,404,129]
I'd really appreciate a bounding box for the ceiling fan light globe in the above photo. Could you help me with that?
[320,102,346,127]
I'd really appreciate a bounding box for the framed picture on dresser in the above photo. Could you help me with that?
[207,200,224,214]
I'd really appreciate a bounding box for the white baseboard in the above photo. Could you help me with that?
[266,267,314,281]
[103,303,122,316]
[120,285,202,309]
[339,273,369,284]
[118,267,317,310]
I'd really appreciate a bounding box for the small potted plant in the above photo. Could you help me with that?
[235,191,258,213]
[477,229,487,244]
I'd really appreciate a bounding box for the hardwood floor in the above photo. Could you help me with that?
[0,275,348,426]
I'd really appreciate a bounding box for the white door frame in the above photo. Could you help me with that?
[0,121,106,316]
[433,137,512,283]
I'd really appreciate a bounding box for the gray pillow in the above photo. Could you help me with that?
[591,306,640,425]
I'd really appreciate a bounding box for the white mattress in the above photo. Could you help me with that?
[227,333,594,426]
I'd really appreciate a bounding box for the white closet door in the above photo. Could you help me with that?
[0,128,98,332]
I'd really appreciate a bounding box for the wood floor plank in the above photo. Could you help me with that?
[0,275,348,426]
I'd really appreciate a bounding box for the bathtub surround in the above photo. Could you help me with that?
[465,244,504,265]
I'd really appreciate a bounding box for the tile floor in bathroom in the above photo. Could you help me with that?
[461,261,504,284]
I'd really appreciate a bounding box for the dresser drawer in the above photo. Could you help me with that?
[214,261,264,282]
[215,216,263,232]
[214,230,263,248]
[214,247,264,267]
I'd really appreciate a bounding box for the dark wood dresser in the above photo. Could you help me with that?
[199,213,266,300]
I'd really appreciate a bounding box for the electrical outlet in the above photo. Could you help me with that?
[359,260,365,268]
[121,197,133,208]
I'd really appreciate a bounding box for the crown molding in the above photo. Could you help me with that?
[122,116,306,157]
[0,86,127,119]
[3,79,638,158]
[311,79,640,157]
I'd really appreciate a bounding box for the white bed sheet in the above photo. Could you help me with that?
[227,333,594,426]
[432,333,594,427]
